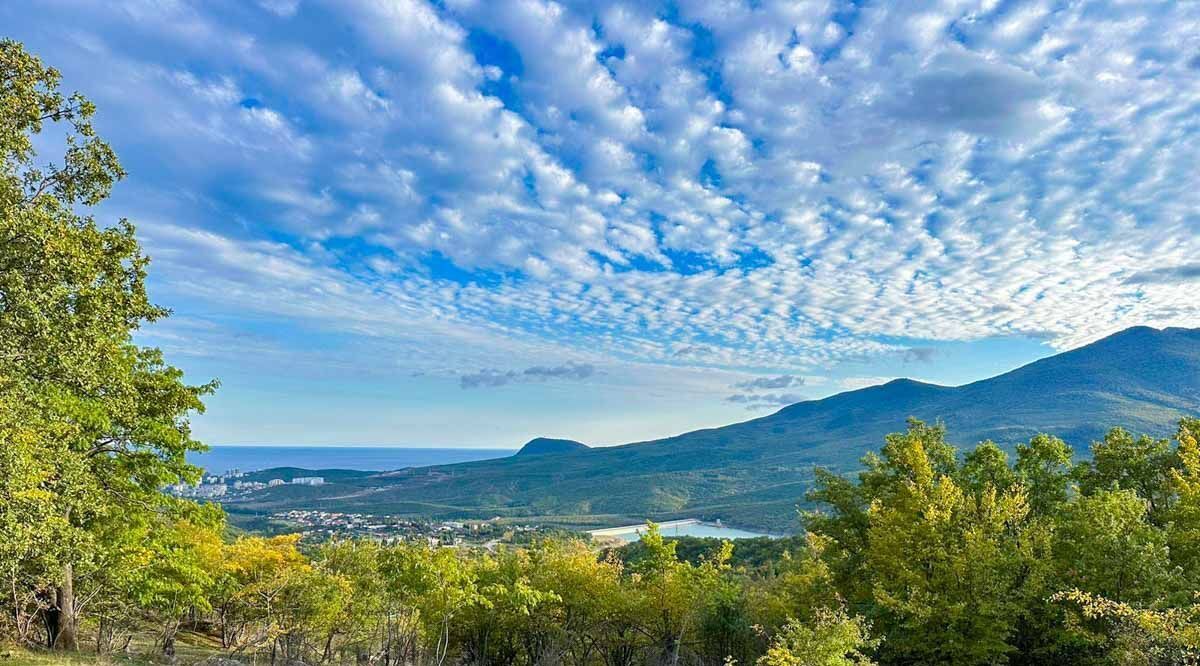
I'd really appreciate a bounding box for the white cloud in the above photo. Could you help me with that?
[8,0,1200,389]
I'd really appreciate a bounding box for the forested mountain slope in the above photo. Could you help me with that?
[231,327,1200,531]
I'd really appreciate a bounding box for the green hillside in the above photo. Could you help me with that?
[226,326,1200,531]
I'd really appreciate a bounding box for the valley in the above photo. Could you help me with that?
[215,326,1200,532]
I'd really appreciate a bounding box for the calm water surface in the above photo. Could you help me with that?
[594,521,773,542]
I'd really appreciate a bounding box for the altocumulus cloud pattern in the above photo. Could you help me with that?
[8,0,1199,379]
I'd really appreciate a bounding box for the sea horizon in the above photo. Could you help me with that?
[204,443,517,449]
[189,445,517,475]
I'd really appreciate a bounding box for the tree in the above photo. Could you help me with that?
[526,539,626,666]
[757,608,877,666]
[630,523,731,666]
[313,539,388,663]
[805,419,960,611]
[698,574,758,666]
[1014,433,1074,517]
[273,567,351,665]
[0,396,77,644]
[864,441,1030,663]
[1054,490,1174,605]
[0,38,215,650]
[124,516,225,657]
[214,535,312,655]
[379,543,482,666]
[457,547,559,666]
[1168,419,1200,591]
[1053,589,1200,664]
[1075,428,1177,524]
[747,535,841,636]
[807,422,1055,664]
[958,441,1016,498]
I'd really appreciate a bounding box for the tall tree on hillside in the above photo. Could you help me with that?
[1074,428,1178,525]
[1013,433,1075,517]
[806,421,1056,665]
[0,38,215,649]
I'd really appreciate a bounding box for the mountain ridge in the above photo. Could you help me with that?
[229,326,1200,531]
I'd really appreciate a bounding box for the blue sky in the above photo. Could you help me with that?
[6,0,1198,447]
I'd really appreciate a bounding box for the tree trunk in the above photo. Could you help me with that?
[50,563,78,651]
[161,617,183,661]
[163,629,177,661]
[323,631,335,663]
[10,572,29,645]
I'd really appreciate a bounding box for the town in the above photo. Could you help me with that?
[265,510,558,547]
[164,469,565,547]
[165,469,325,499]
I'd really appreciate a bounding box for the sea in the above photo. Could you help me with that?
[188,446,516,475]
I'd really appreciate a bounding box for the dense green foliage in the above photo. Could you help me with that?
[13,419,1200,665]
[232,328,1200,531]
[0,38,214,651]
[615,535,808,570]
[5,37,1200,666]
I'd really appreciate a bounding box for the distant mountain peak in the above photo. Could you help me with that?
[1088,324,1195,346]
[882,377,937,388]
[515,437,589,456]
[262,325,1200,533]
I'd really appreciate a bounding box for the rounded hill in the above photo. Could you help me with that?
[515,437,589,456]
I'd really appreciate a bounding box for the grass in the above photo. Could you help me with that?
[0,648,144,666]
[1,630,227,666]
